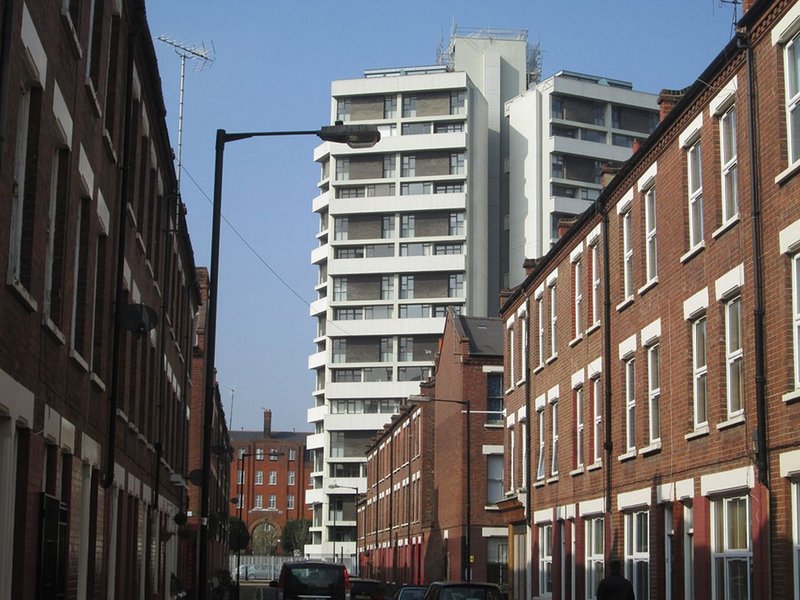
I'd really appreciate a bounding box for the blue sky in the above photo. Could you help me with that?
[146,1,739,433]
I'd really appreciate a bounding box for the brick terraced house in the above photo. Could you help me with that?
[500,1,800,599]
[0,2,210,599]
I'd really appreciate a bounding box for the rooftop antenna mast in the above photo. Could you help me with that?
[156,36,214,195]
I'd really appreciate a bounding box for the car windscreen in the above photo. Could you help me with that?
[285,566,345,598]
[398,588,426,600]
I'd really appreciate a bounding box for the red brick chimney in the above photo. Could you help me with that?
[657,88,687,122]
[742,0,755,13]
[556,216,578,239]
[263,409,272,438]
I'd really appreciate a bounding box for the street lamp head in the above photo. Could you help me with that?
[318,122,381,148]
[407,394,431,404]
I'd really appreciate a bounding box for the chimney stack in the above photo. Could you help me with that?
[263,409,272,438]
[657,87,687,122]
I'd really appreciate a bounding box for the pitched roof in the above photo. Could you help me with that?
[453,313,503,357]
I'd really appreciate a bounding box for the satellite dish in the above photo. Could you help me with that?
[120,303,159,333]
[187,469,204,486]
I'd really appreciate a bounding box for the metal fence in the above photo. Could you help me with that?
[229,555,358,581]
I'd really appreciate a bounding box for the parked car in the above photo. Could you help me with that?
[422,582,504,600]
[350,578,384,600]
[392,585,427,600]
[247,564,273,581]
[272,561,350,600]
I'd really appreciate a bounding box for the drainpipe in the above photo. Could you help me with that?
[600,200,613,544]
[522,295,532,599]
[103,17,139,489]
[0,0,16,171]
[742,27,771,596]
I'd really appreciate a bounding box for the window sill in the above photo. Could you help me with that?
[60,11,82,59]
[534,365,545,375]
[483,505,500,511]
[616,296,634,312]
[69,348,90,372]
[587,461,602,472]
[545,353,558,365]
[570,467,584,477]
[680,242,706,264]
[546,476,559,484]
[638,442,661,456]
[534,480,546,488]
[7,277,38,312]
[484,423,504,429]
[43,317,66,344]
[516,377,526,387]
[638,278,658,297]
[586,322,601,336]
[782,388,800,404]
[716,413,745,430]
[618,450,637,462]
[116,408,129,423]
[127,202,137,227]
[568,335,583,348]
[103,129,118,164]
[84,77,101,118]
[135,233,147,255]
[775,160,800,186]
[712,216,739,239]
[685,425,710,440]
[90,373,106,391]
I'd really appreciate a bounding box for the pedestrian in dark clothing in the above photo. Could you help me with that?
[596,560,635,600]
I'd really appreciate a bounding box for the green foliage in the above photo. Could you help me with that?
[281,519,312,555]
[229,518,250,552]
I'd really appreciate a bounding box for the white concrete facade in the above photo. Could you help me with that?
[506,71,659,285]
[306,32,528,559]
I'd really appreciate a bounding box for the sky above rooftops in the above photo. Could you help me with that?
[146,0,739,433]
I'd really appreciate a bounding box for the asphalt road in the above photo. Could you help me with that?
[238,581,277,600]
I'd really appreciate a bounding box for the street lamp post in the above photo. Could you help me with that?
[408,395,472,582]
[198,123,380,600]
[329,484,360,567]
[234,451,256,600]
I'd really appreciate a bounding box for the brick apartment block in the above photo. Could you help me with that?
[0,3,221,599]
[362,308,506,586]
[500,1,800,599]
[227,409,313,553]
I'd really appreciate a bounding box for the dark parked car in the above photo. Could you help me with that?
[350,578,384,600]
[273,561,350,600]
[422,582,504,600]
[392,585,427,600]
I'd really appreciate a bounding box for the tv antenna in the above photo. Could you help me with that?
[156,36,215,195]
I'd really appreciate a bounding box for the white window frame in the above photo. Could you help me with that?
[624,510,650,600]
[622,210,634,300]
[268,494,277,510]
[539,523,553,596]
[793,254,800,391]
[508,317,516,388]
[644,186,658,284]
[592,377,602,465]
[288,471,295,485]
[549,281,558,359]
[550,397,559,476]
[237,469,244,484]
[537,295,545,368]
[792,481,800,600]
[269,470,277,485]
[537,408,546,481]
[725,296,744,418]
[255,470,263,485]
[784,31,800,166]
[687,140,704,249]
[591,242,601,327]
[625,357,636,452]
[692,317,708,429]
[711,495,752,600]
[335,157,350,181]
[288,495,295,510]
[519,312,528,384]
[575,386,584,469]
[647,343,661,445]
[720,106,738,223]
[254,494,263,509]
[574,258,583,339]
[586,516,605,600]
